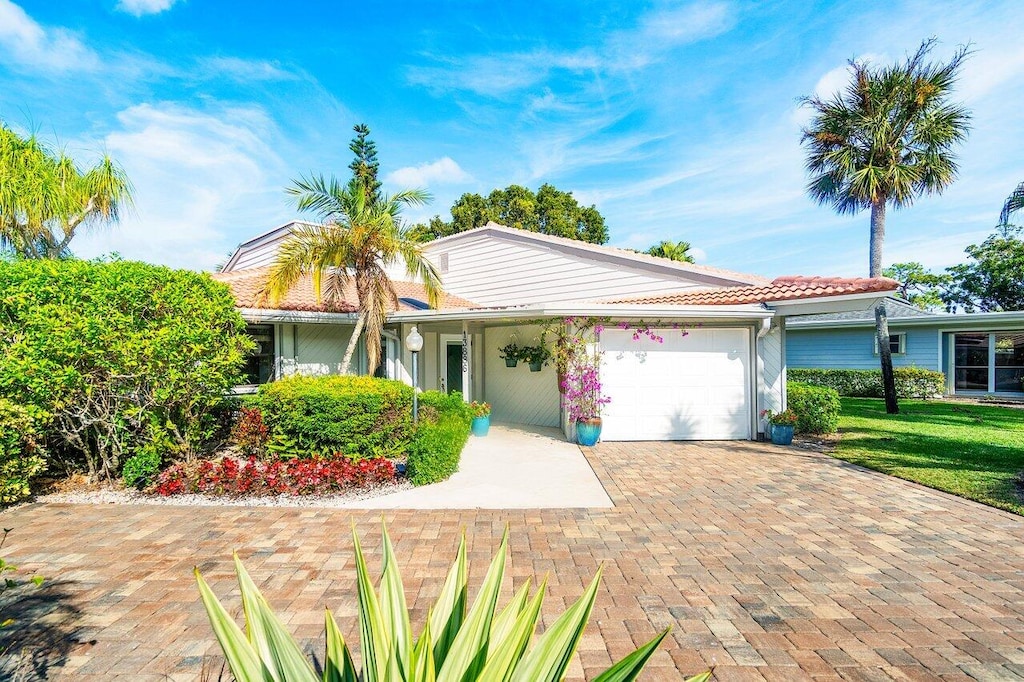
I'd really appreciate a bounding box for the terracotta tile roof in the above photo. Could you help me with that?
[211,267,477,313]
[600,276,900,306]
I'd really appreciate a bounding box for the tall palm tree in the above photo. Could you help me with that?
[0,125,133,258]
[264,176,442,374]
[800,39,971,413]
[646,240,695,263]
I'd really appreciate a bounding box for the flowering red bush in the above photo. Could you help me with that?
[152,455,397,496]
[231,407,270,456]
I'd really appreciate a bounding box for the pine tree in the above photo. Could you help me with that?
[347,124,381,204]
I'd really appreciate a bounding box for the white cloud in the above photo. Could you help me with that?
[0,0,99,72]
[116,0,181,17]
[408,2,735,97]
[636,1,734,46]
[73,103,292,270]
[386,157,473,188]
[200,56,299,82]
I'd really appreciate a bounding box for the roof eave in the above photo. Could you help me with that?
[788,308,1024,329]
[766,291,896,317]
[389,303,774,323]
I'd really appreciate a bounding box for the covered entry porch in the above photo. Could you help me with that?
[393,318,562,429]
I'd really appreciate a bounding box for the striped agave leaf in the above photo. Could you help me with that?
[195,522,710,681]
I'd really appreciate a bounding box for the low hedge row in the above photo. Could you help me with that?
[787,382,840,434]
[247,378,472,487]
[789,367,945,399]
[406,391,472,486]
[251,375,414,459]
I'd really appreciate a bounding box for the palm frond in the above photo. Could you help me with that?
[799,38,971,213]
[1000,182,1024,227]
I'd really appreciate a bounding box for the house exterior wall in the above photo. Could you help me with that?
[786,326,940,371]
[483,325,561,427]
[276,323,355,377]
[427,233,722,306]
[757,320,786,431]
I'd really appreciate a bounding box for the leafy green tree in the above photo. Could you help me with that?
[0,259,253,480]
[944,228,1024,312]
[348,123,381,204]
[800,39,971,413]
[413,183,609,244]
[267,128,442,374]
[646,240,695,263]
[0,124,133,258]
[882,262,951,310]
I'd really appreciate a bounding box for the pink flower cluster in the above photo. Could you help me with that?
[560,358,611,422]
[153,456,397,496]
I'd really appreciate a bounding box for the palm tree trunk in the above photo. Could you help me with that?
[340,314,367,375]
[870,199,899,414]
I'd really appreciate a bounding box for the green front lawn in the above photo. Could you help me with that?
[835,398,1024,515]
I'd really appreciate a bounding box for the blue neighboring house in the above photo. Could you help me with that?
[786,298,1024,397]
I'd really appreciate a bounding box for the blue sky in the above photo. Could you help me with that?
[1,1,1021,278]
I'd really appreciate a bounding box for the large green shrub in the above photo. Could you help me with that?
[789,367,946,399]
[252,375,414,459]
[787,382,841,434]
[0,258,253,479]
[406,390,471,486]
[0,399,46,504]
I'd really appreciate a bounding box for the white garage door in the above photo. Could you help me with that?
[600,328,751,440]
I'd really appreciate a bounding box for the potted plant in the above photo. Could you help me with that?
[521,343,550,372]
[498,341,520,368]
[561,353,610,446]
[469,401,491,437]
[764,409,798,445]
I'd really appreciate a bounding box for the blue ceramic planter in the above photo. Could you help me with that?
[575,419,602,446]
[770,424,794,445]
[471,415,490,437]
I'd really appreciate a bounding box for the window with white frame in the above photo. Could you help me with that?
[873,333,906,356]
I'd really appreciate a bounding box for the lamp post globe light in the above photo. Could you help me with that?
[405,326,424,424]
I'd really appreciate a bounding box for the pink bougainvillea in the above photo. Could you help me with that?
[560,355,611,422]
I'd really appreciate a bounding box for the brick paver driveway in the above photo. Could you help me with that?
[2,441,1024,681]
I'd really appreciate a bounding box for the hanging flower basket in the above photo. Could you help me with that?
[499,341,520,368]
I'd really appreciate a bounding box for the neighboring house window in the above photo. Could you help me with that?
[243,324,276,385]
[954,331,1024,393]
[873,333,906,356]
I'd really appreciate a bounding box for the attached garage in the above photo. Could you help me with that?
[599,327,752,441]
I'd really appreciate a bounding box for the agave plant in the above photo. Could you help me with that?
[195,524,711,682]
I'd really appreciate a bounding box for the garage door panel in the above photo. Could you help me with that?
[599,328,751,441]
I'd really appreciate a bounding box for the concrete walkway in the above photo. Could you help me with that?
[348,422,613,508]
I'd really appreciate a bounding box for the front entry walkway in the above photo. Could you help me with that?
[350,423,613,509]
[2,441,1024,679]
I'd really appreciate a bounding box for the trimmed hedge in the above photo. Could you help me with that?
[406,390,472,486]
[789,367,945,399]
[252,375,414,459]
[787,382,840,434]
[0,398,47,504]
